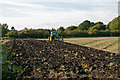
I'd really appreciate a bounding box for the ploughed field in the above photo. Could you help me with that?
[5,39,120,79]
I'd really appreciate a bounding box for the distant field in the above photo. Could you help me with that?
[64,37,119,54]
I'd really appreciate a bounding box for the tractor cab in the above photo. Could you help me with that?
[51,32,57,37]
[48,31,58,41]
[48,31,63,41]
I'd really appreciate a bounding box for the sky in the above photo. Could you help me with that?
[0,0,119,30]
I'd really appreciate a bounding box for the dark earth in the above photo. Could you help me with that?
[4,39,120,79]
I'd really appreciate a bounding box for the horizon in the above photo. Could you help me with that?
[0,0,119,30]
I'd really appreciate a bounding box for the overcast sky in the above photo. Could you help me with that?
[0,0,119,30]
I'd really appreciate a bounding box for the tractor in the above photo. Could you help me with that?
[48,31,63,41]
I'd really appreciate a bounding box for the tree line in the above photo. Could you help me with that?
[1,16,120,38]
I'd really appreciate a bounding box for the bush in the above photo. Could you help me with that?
[2,46,23,79]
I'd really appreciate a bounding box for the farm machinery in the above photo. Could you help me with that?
[48,31,63,41]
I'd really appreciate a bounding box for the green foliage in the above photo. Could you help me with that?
[89,22,106,32]
[7,31,19,38]
[7,29,50,38]
[66,26,77,31]
[2,47,23,79]
[11,52,16,56]
[58,27,65,31]
[78,20,93,30]
[51,28,56,31]
[1,16,120,38]
[64,29,89,37]
[94,21,103,25]
[57,27,65,36]
[11,26,15,31]
[107,16,120,31]
[1,24,10,37]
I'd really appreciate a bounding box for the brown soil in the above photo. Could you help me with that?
[4,39,120,79]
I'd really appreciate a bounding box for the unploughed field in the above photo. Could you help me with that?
[64,37,119,54]
[4,39,120,79]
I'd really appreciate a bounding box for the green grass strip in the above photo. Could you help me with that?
[81,39,105,46]
[103,40,118,49]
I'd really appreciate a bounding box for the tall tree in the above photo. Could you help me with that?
[78,20,91,30]
[2,24,10,37]
[106,16,120,31]
[57,27,65,31]
[57,27,65,35]
[89,22,106,31]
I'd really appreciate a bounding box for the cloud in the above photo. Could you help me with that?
[0,1,48,9]
[1,0,119,2]
[0,1,118,30]
[0,1,62,10]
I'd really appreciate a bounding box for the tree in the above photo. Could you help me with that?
[23,27,28,30]
[51,28,56,31]
[78,20,91,30]
[106,16,120,31]
[66,26,77,31]
[2,24,10,37]
[57,27,65,36]
[94,21,103,25]
[57,27,65,31]
[90,22,95,27]
[7,31,19,38]
[89,22,106,32]
[11,26,15,31]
